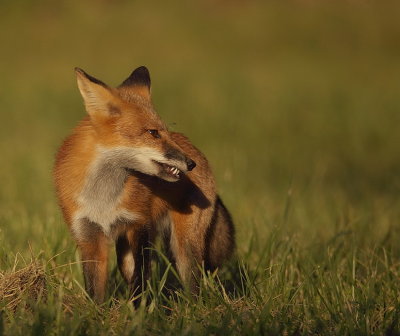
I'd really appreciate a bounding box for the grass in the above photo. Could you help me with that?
[1,0,400,334]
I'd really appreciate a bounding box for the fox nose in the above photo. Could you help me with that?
[186,159,196,171]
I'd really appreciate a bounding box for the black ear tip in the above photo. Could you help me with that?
[132,66,151,82]
[134,66,149,74]
[120,65,151,88]
[74,67,85,75]
[74,68,107,87]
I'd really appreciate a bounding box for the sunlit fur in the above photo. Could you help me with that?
[54,67,235,303]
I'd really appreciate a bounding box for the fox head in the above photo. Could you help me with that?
[75,66,196,182]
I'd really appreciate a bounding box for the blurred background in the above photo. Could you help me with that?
[1,0,400,255]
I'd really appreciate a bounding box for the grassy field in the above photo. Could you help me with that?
[1,0,400,334]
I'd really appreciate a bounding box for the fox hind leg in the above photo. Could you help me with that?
[169,211,209,294]
[169,198,235,294]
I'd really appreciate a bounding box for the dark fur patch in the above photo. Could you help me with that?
[107,103,121,115]
[163,144,186,162]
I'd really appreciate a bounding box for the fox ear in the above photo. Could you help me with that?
[75,68,120,118]
[119,66,151,99]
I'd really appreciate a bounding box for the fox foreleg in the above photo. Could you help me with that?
[116,225,152,299]
[75,221,109,304]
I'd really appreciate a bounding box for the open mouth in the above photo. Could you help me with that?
[155,161,181,179]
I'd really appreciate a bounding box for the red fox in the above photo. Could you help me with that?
[54,66,234,303]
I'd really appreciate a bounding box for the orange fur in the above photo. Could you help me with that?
[54,67,234,303]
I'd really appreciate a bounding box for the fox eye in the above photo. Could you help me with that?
[147,129,160,138]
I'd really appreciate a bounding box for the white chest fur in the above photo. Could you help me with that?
[72,146,140,238]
